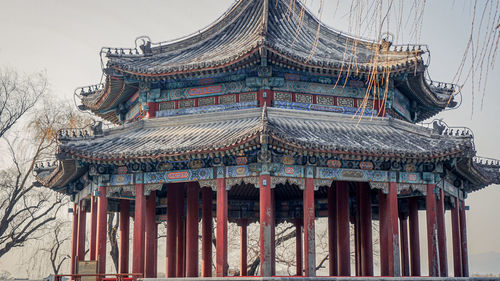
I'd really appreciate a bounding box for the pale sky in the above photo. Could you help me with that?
[0,0,499,277]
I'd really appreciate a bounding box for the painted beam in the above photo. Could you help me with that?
[96,186,108,275]
[426,184,439,277]
[216,178,228,277]
[336,181,350,276]
[304,178,316,277]
[132,184,145,275]
[327,185,338,276]
[409,197,421,276]
[201,187,213,277]
[186,182,200,277]
[119,200,130,274]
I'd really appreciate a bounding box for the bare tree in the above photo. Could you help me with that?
[42,221,71,275]
[0,68,47,139]
[108,213,120,272]
[0,91,93,258]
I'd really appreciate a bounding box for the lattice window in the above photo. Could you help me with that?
[159,101,175,111]
[274,92,292,102]
[317,95,334,105]
[219,94,236,104]
[337,97,355,107]
[179,99,195,108]
[198,97,216,107]
[295,94,313,104]
[239,92,257,102]
[357,99,374,109]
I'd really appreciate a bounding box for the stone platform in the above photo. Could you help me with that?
[143,277,500,281]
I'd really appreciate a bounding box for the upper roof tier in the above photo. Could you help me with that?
[106,0,423,76]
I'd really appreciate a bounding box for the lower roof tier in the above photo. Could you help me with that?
[36,107,500,193]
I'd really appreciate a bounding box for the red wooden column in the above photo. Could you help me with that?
[119,200,130,274]
[201,187,213,277]
[436,188,448,276]
[176,188,186,277]
[144,191,157,278]
[387,182,401,276]
[76,201,86,261]
[133,184,146,275]
[96,186,108,275]
[380,182,401,276]
[408,197,421,276]
[216,176,228,277]
[240,219,248,276]
[303,178,316,277]
[336,181,350,276]
[379,189,388,276]
[451,197,463,277]
[260,173,273,277]
[166,184,178,277]
[426,184,439,276]
[460,200,469,277]
[359,183,373,276]
[399,212,410,276]
[327,185,337,276]
[186,182,200,277]
[295,218,303,276]
[71,203,78,276]
[89,197,98,260]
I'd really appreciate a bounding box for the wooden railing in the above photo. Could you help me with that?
[54,273,142,281]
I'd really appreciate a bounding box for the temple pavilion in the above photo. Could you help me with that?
[36,0,500,279]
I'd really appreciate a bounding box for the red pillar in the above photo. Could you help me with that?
[359,183,373,276]
[426,184,439,277]
[201,187,213,277]
[71,204,78,275]
[166,184,178,277]
[216,178,228,277]
[144,191,157,278]
[436,188,448,276]
[176,189,185,278]
[186,182,199,277]
[96,186,108,275]
[77,201,86,261]
[303,178,316,277]
[399,213,410,276]
[260,174,273,277]
[408,197,421,276]
[132,184,145,275]
[451,197,463,277]
[89,197,98,261]
[336,181,350,276]
[379,189,388,276]
[460,200,469,277]
[240,219,248,276]
[386,182,401,276]
[327,186,337,276]
[119,200,130,274]
[295,219,303,276]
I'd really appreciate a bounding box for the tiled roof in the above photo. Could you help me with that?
[107,0,422,76]
[58,107,473,163]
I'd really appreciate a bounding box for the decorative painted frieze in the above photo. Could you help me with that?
[316,167,389,182]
